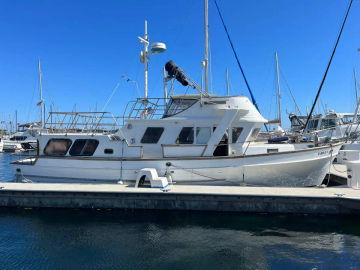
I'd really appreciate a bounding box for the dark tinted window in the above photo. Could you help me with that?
[44,139,72,156]
[10,136,27,141]
[176,127,194,144]
[104,148,114,154]
[69,139,99,156]
[141,127,164,144]
[232,127,243,143]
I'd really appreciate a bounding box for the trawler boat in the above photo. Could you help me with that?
[289,111,360,142]
[13,94,342,186]
[2,127,38,152]
[12,2,342,187]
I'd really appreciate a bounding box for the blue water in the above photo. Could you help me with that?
[0,152,360,269]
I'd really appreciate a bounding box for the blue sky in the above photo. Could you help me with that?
[0,0,359,128]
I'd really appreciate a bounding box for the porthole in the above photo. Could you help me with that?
[104,148,114,154]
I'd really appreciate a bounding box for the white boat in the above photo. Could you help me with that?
[12,1,342,187]
[0,137,3,152]
[2,129,38,153]
[13,94,342,186]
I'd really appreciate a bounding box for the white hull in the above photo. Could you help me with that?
[14,144,341,187]
[2,141,22,152]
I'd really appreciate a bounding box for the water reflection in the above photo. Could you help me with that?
[0,153,359,269]
[0,209,359,270]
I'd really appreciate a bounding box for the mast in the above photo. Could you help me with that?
[275,52,282,127]
[204,0,209,94]
[143,20,149,100]
[15,110,18,132]
[354,68,358,104]
[38,59,44,128]
[226,68,230,96]
[163,67,168,106]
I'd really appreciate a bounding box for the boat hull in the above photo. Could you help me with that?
[13,143,342,187]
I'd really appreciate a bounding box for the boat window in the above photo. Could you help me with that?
[164,98,198,118]
[307,119,319,130]
[141,127,164,144]
[44,138,72,156]
[231,127,243,143]
[109,135,122,141]
[69,139,99,156]
[104,148,114,154]
[320,119,336,129]
[176,127,194,144]
[196,127,211,144]
[250,128,260,140]
[10,136,27,141]
[267,148,279,154]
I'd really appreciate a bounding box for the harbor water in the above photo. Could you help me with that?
[1,153,360,269]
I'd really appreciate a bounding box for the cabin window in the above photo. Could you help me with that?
[196,127,211,144]
[320,119,336,129]
[250,128,260,140]
[267,148,279,154]
[231,127,243,143]
[69,139,99,156]
[44,138,72,156]
[141,127,164,144]
[307,119,319,130]
[176,127,194,144]
[10,136,27,141]
[104,148,114,154]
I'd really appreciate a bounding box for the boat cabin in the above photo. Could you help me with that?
[36,95,298,159]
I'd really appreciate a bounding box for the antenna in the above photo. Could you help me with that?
[138,20,166,101]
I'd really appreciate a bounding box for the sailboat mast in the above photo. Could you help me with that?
[275,52,282,127]
[38,59,44,128]
[143,20,149,100]
[204,0,209,95]
[354,68,358,103]
[226,68,230,96]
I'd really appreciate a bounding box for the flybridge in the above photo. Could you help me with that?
[42,96,200,133]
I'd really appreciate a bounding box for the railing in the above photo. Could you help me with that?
[123,98,167,124]
[122,97,199,124]
[44,111,122,134]
[44,96,200,133]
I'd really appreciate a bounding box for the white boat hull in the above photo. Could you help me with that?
[13,144,341,187]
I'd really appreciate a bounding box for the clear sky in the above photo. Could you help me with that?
[0,0,359,128]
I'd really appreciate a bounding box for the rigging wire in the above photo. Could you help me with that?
[102,82,121,111]
[214,0,268,131]
[279,67,302,115]
[213,0,259,111]
[304,0,354,130]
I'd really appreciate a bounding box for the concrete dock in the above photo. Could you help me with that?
[0,182,359,215]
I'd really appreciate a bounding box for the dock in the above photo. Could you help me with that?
[0,182,359,215]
